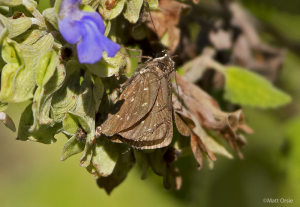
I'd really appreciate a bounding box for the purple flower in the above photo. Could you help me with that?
[58,0,120,64]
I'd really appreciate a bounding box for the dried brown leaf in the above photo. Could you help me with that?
[145,0,190,52]
[175,74,250,157]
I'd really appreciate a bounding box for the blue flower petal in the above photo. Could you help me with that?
[59,0,81,19]
[58,17,82,44]
[77,20,103,64]
[82,12,105,34]
[59,0,121,63]
[98,34,121,57]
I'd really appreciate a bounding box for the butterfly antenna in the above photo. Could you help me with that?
[123,48,153,63]
[144,1,158,35]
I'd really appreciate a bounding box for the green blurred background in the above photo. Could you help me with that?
[0,1,300,207]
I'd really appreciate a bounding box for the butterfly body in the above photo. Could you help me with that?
[100,54,175,149]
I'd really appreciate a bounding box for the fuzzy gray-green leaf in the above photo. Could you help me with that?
[0,63,22,102]
[0,14,32,38]
[123,0,143,23]
[43,8,58,29]
[32,62,66,128]
[19,33,54,66]
[63,112,91,135]
[1,39,20,64]
[61,135,85,161]
[18,104,60,144]
[51,64,81,122]
[86,51,126,77]
[0,0,22,6]
[36,50,58,87]
[93,77,104,112]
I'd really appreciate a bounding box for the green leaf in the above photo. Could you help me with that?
[36,50,58,87]
[31,51,62,129]
[56,71,98,168]
[0,14,32,38]
[0,63,20,101]
[20,29,44,45]
[224,66,292,108]
[32,62,66,128]
[93,77,104,112]
[61,81,98,161]
[1,39,20,64]
[43,8,59,31]
[146,0,158,10]
[91,138,120,177]
[77,82,97,167]
[0,0,22,6]
[86,51,127,77]
[123,0,143,23]
[51,64,81,122]
[63,113,80,135]
[19,33,54,66]
[61,135,85,161]
[0,35,55,103]
[96,150,134,194]
[63,112,91,135]
[72,72,95,118]
[17,104,60,144]
[0,21,7,44]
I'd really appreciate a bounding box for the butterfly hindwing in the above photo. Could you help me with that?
[118,73,173,149]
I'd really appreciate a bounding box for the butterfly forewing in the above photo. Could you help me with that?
[101,71,160,135]
[118,73,173,149]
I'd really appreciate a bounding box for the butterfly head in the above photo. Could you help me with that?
[155,53,175,73]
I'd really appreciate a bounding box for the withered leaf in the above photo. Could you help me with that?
[172,95,195,137]
[145,0,189,53]
[163,166,182,190]
[175,74,250,158]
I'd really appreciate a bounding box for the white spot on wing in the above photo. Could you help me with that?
[142,102,148,106]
